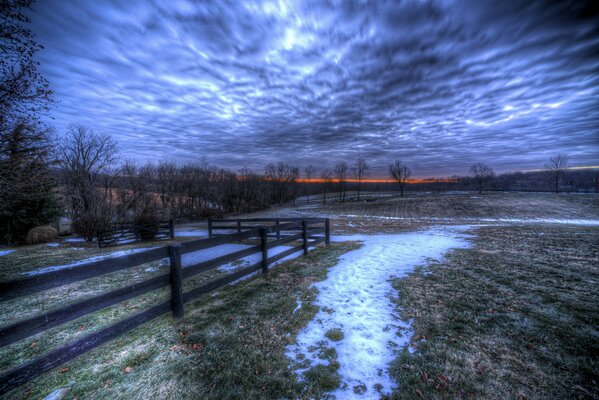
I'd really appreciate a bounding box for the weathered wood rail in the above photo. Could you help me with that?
[207,217,331,240]
[0,217,330,396]
[97,219,175,248]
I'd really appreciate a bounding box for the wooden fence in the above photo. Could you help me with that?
[0,218,330,396]
[291,192,398,206]
[97,220,174,248]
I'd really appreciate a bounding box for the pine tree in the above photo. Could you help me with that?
[0,1,58,243]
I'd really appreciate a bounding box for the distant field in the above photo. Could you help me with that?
[315,192,598,220]
[249,192,599,230]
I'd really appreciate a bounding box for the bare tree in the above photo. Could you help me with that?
[469,162,494,194]
[304,165,315,203]
[545,153,569,193]
[320,169,332,205]
[59,124,118,240]
[352,157,369,201]
[334,161,349,202]
[264,162,299,205]
[389,160,411,197]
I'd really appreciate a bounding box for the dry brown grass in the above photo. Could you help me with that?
[388,224,599,400]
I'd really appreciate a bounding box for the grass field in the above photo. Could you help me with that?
[1,192,597,399]
[389,224,599,400]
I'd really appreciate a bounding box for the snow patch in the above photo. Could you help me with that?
[175,229,209,237]
[338,214,599,226]
[0,250,15,257]
[63,237,86,243]
[24,247,158,276]
[293,298,303,314]
[286,226,473,399]
[46,242,60,247]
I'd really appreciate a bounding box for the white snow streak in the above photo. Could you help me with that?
[338,214,599,226]
[0,250,15,257]
[24,247,157,276]
[175,229,209,237]
[286,226,473,399]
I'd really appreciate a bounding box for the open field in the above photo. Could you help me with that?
[249,192,599,232]
[1,192,598,398]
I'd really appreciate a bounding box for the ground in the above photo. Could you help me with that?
[389,224,599,400]
[0,192,597,399]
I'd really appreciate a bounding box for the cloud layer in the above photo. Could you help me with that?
[31,0,599,177]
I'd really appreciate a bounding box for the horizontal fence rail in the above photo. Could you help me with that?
[0,217,330,396]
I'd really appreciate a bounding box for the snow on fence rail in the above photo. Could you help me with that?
[0,218,330,396]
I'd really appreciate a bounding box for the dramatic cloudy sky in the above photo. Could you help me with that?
[30,0,598,177]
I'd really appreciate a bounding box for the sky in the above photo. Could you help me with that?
[30,0,599,178]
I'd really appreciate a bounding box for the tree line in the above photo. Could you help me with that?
[1,2,596,244]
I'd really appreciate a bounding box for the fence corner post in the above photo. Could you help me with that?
[208,218,213,239]
[169,218,175,239]
[168,244,184,319]
[302,220,308,255]
[325,218,330,245]
[260,227,269,275]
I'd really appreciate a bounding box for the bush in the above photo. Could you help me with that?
[72,204,113,242]
[134,209,159,241]
[26,225,58,244]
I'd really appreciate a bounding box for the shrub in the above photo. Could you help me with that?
[26,225,58,244]
[72,203,113,242]
[134,208,159,241]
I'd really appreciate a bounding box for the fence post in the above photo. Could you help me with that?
[276,220,280,239]
[302,220,308,255]
[237,220,241,233]
[169,218,175,239]
[208,218,213,239]
[325,218,330,245]
[168,244,184,319]
[260,228,268,275]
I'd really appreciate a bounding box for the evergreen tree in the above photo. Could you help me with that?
[0,1,58,243]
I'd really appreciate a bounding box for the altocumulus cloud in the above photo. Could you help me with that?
[30,0,599,177]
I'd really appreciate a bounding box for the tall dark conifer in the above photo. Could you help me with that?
[0,0,58,243]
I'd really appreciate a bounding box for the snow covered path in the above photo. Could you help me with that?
[286,226,473,399]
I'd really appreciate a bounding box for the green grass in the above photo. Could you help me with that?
[324,328,344,342]
[388,224,599,400]
[1,242,360,399]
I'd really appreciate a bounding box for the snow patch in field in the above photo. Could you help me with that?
[24,247,157,276]
[286,226,473,399]
[175,229,209,237]
[46,242,60,247]
[182,243,302,275]
[338,214,599,226]
[0,250,14,257]
[293,298,303,314]
[63,237,86,243]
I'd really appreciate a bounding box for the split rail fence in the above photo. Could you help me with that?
[0,217,330,395]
